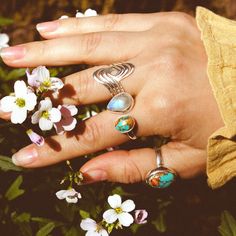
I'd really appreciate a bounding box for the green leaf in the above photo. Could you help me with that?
[79,210,90,219]
[0,155,23,172]
[5,175,25,201]
[152,211,167,233]
[5,68,26,81]
[0,17,14,26]
[12,212,32,236]
[36,222,55,236]
[219,211,236,236]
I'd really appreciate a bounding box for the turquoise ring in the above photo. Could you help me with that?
[115,115,137,140]
[145,148,177,188]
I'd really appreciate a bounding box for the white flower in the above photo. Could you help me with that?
[80,218,109,236]
[103,194,135,227]
[26,129,44,146]
[56,188,81,203]
[54,105,78,135]
[0,81,37,124]
[26,66,64,92]
[31,97,61,131]
[76,8,97,18]
[59,15,69,19]
[0,33,9,49]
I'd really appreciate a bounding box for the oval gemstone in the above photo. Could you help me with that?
[115,116,135,133]
[107,92,134,113]
[146,168,176,189]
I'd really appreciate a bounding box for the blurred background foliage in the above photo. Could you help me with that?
[0,0,236,235]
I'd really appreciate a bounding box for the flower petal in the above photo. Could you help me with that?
[54,122,64,135]
[121,199,135,213]
[0,33,9,45]
[86,231,100,236]
[108,194,121,209]
[14,81,27,98]
[103,209,118,224]
[39,97,52,111]
[11,107,27,124]
[35,66,50,82]
[55,190,67,200]
[0,96,15,112]
[75,12,84,18]
[84,9,98,17]
[49,108,61,122]
[63,117,77,131]
[39,118,53,131]
[26,68,40,87]
[80,218,97,231]
[31,111,40,124]
[65,196,78,203]
[27,129,44,146]
[100,229,109,236]
[117,212,134,227]
[50,77,64,90]
[25,93,37,111]
[61,105,78,117]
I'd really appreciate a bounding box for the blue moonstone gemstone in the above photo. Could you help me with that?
[107,92,134,113]
[146,167,176,188]
[115,116,135,133]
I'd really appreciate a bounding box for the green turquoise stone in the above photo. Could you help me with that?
[115,116,135,133]
[159,172,175,188]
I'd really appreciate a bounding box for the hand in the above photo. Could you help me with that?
[0,12,223,184]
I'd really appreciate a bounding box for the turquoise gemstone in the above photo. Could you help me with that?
[159,173,175,188]
[107,92,134,113]
[115,116,135,133]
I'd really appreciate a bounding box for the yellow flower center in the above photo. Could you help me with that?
[41,111,49,119]
[15,98,25,108]
[115,207,123,214]
[42,78,52,88]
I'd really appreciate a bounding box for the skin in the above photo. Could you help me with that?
[0,12,224,184]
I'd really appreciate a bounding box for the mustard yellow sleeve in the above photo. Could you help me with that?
[196,7,236,189]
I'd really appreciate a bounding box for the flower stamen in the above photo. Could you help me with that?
[15,98,25,108]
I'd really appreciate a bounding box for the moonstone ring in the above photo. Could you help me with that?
[93,63,135,113]
[145,148,177,188]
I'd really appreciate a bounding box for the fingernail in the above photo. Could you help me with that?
[12,147,38,166]
[83,169,107,183]
[0,46,26,60]
[36,21,59,33]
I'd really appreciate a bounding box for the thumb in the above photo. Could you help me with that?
[80,142,207,184]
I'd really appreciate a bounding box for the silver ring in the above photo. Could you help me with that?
[145,148,177,188]
[93,63,135,113]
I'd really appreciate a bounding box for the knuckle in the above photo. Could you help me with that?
[76,70,92,103]
[122,155,143,184]
[103,14,121,31]
[81,32,102,57]
[78,120,103,150]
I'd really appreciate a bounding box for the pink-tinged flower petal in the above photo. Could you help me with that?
[25,93,37,111]
[134,210,148,224]
[14,81,27,97]
[103,209,118,224]
[26,129,44,146]
[121,199,135,213]
[35,66,50,82]
[50,77,64,90]
[108,194,122,208]
[63,117,77,131]
[117,212,134,227]
[54,122,64,135]
[0,96,15,112]
[0,33,9,45]
[60,105,78,117]
[31,111,40,124]
[26,68,40,87]
[49,108,61,122]
[39,118,53,131]
[80,218,97,231]
[11,107,27,124]
[39,97,52,111]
